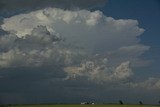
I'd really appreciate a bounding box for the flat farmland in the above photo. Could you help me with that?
[2,104,159,107]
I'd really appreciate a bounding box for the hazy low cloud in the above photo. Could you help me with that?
[128,78,160,90]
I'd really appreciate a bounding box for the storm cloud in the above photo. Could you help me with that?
[0,2,158,104]
[0,8,150,83]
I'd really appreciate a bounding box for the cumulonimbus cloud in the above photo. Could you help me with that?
[0,7,152,86]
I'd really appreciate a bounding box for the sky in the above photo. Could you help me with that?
[0,0,160,105]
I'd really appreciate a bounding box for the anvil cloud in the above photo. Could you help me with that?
[0,8,153,84]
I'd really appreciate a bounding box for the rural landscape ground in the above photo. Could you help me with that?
[1,104,160,107]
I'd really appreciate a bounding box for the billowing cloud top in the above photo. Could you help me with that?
[0,7,155,86]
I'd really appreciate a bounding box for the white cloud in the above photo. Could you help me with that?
[118,45,150,57]
[86,11,103,26]
[113,61,133,80]
[64,58,133,83]
[0,8,152,85]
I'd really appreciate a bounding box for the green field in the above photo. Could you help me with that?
[2,104,159,107]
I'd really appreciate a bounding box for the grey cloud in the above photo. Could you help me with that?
[106,45,150,67]
[0,8,150,83]
[16,25,62,50]
[1,8,145,52]
[0,0,107,18]
[0,25,72,67]
[0,7,157,98]
[0,0,107,11]
[1,68,159,104]
[64,59,133,83]
[0,25,61,50]
[128,78,160,90]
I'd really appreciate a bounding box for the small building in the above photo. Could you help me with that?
[81,102,94,105]
[81,102,88,105]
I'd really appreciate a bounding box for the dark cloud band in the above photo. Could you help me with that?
[0,0,107,10]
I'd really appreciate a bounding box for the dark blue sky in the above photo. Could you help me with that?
[99,0,160,76]
[103,0,160,50]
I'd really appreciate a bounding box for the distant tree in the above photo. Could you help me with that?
[139,101,143,105]
[119,100,123,105]
[86,102,89,105]
[158,100,160,105]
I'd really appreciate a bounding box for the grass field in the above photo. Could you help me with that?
[2,104,159,107]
